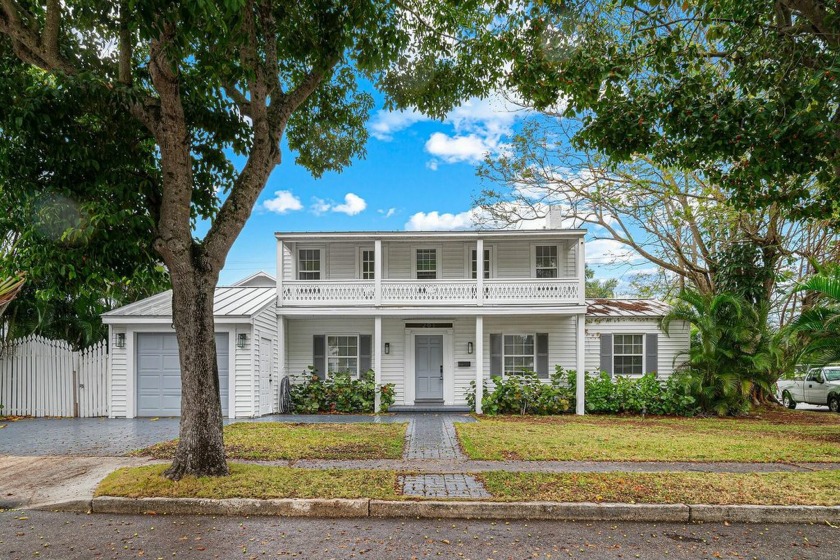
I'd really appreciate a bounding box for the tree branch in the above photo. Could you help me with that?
[42,0,59,56]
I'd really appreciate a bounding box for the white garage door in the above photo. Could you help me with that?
[136,333,229,417]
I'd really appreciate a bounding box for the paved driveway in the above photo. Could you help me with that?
[0,413,442,457]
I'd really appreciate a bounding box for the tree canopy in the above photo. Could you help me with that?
[505,0,840,223]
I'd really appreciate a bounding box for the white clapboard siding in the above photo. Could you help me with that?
[0,335,108,417]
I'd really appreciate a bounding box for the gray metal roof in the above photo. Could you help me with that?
[102,286,275,318]
[586,299,671,318]
[276,229,586,240]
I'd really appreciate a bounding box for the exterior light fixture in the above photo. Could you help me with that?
[384,342,390,355]
[237,333,247,349]
[114,332,126,349]
[467,342,473,354]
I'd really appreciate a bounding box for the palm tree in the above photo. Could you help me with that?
[0,273,25,319]
[787,267,840,366]
[661,290,769,415]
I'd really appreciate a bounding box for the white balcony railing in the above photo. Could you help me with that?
[280,278,581,307]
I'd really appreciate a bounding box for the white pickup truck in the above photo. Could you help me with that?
[777,366,840,412]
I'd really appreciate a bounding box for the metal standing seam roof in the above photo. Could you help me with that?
[585,299,671,318]
[102,286,275,318]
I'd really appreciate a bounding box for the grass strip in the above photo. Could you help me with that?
[96,464,400,500]
[457,412,840,462]
[138,422,407,461]
[479,471,840,506]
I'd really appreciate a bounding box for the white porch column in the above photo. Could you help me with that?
[278,316,286,379]
[374,239,382,306]
[374,315,382,413]
[577,237,586,305]
[576,313,586,415]
[475,315,484,414]
[276,239,284,305]
[476,238,484,306]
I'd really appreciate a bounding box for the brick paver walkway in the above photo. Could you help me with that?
[400,474,491,498]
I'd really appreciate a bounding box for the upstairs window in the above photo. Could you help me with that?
[471,249,491,279]
[361,249,375,280]
[614,334,643,376]
[298,249,321,280]
[416,249,437,280]
[535,245,558,278]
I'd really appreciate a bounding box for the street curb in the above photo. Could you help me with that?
[91,497,369,518]
[30,499,92,513]
[88,497,840,523]
[689,504,840,524]
[370,500,689,521]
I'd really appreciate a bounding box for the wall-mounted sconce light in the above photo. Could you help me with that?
[467,342,473,355]
[384,342,391,355]
[237,333,248,349]
[114,332,126,349]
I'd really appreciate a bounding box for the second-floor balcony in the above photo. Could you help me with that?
[280,278,582,307]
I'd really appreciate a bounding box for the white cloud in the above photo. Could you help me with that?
[586,238,639,266]
[378,208,397,219]
[263,190,302,214]
[311,193,367,216]
[425,133,499,165]
[369,109,427,141]
[405,210,478,231]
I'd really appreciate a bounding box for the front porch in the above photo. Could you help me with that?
[279,313,586,414]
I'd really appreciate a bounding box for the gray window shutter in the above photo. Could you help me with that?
[536,333,549,379]
[599,333,613,376]
[645,333,659,375]
[359,335,372,375]
[313,335,326,379]
[490,334,503,375]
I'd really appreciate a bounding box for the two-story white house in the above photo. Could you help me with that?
[103,228,689,418]
[277,229,588,413]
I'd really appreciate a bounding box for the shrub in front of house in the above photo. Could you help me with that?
[467,367,697,416]
[290,369,396,414]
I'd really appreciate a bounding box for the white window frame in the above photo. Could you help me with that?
[297,245,325,281]
[613,334,645,377]
[358,247,375,280]
[326,334,360,377]
[465,245,496,279]
[502,333,537,376]
[531,244,560,279]
[412,246,440,280]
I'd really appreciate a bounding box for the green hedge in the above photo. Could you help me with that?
[290,370,396,414]
[466,367,697,416]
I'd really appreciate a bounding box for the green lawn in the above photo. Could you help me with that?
[457,409,840,462]
[479,471,840,505]
[97,464,399,500]
[138,422,407,460]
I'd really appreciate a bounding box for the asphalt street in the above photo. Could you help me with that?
[1,510,838,560]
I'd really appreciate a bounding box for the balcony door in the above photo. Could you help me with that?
[415,335,444,401]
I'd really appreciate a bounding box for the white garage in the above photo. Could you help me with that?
[136,332,230,417]
[102,275,278,419]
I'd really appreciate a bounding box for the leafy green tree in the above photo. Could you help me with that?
[661,290,772,415]
[0,273,25,318]
[0,1,523,479]
[0,60,170,347]
[506,1,840,223]
[585,266,617,298]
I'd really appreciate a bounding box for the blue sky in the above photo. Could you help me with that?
[216,94,640,288]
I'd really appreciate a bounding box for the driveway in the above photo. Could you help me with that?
[0,413,434,457]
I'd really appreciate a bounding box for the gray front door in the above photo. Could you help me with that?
[415,335,443,400]
[136,332,229,417]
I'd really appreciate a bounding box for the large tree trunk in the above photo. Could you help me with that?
[163,267,228,480]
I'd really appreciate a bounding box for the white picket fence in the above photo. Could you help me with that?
[0,336,109,417]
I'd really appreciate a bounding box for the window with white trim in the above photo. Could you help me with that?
[416,249,437,279]
[614,334,643,375]
[503,334,535,375]
[535,245,558,278]
[298,249,321,280]
[471,249,491,279]
[361,249,375,280]
[327,335,358,375]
